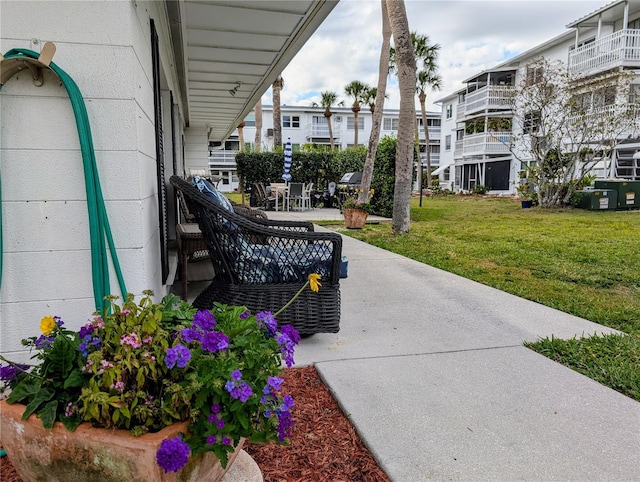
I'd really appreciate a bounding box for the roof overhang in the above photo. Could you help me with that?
[566,0,633,29]
[167,0,338,142]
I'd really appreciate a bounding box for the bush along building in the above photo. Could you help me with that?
[436,0,640,200]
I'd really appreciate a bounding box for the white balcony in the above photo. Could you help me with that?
[454,139,464,157]
[456,102,466,120]
[568,29,640,76]
[567,103,640,136]
[464,86,515,116]
[208,150,237,166]
[304,123,339,141]
[420,153,441,166]
[462,132,512,156]
[418,127,441,140]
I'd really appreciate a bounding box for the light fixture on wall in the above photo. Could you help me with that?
[228,81,242,97]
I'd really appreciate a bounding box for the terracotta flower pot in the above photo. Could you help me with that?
[343,208,368,229]
[0,400,244,482]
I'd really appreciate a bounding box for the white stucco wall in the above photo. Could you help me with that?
[0,1,185,358]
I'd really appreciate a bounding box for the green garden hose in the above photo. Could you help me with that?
[0,48,127,311]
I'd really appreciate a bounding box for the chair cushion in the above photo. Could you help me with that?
[192,175,234,212]
[234,237,333,284]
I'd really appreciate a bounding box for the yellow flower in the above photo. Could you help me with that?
[40,315,57,335]
[308,273,322,293]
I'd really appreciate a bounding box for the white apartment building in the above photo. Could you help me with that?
[436,0,640,194]
[207,105,442,191]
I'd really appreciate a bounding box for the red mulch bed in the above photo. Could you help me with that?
[1,365,389,482]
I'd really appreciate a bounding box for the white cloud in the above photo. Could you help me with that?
[265,0,604,112]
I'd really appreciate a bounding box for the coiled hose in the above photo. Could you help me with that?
[0,48,127,311]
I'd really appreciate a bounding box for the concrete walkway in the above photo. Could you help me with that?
[269,208,640,481]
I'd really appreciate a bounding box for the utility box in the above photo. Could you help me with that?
[573,189,617,210]
[594,180,640,210]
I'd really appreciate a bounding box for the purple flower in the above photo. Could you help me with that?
[208,413,217,423]
[222,436,232,446]
[239,311,250,319]
[0,363,29,381]
[201,331,229,353]
[156,436,190,473]
[180,327,202,344]
[78,324,94,339]
[206,435,216,445]
[193,310,216,331]
[267,376,283,391]
[256,311,278,335]
[225,372,254,403]
[231,369,242,381]
[165,344,191,369]
[211,403,221,414]
[280,325,301,344]
[34,335,54,349]
[216,418,225,429]
[276,411,294,442]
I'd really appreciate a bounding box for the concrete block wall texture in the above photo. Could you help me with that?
[0,1,186,355]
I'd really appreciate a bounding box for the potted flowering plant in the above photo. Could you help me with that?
[342,191,373,229]
[0,279,313,481]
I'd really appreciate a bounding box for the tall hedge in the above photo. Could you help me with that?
[235,138,401,217]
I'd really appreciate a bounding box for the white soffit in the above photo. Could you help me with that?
[169,0,338,142]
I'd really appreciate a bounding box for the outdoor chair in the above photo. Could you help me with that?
[302,182,314,210]
[253,182,276,211]
[170,175,342,335]
[287,182,304,211]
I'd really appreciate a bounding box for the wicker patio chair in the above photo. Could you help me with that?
[170,175,342,335]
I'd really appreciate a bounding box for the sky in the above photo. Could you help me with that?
[262,0,605,112]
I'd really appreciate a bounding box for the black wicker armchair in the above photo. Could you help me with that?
[170,176,342,335]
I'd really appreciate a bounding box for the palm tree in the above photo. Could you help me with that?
[272,75,284,148]
[413,34,442,188]
[363,87,378,114]
[344,80,370,147]
[360,0,392,206]
[314,91,342,150]
[254,101,262,152]
[387,0,416,234]
[417,69,442,188]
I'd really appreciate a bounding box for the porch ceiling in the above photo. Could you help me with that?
[168,0,337,142]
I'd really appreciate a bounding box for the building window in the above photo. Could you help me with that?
[445,135,451,150]
[383,117,399,130]
[283,115,300,128]
[628,18,640,29]
[629,84,640,104]
[347,117,365,130]
[524,111,541,134]
[525,64,544,86]
[244,114,255,127]
[446,104,453,119]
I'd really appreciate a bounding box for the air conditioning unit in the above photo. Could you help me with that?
[266,128,274,137]
[334,116,342,123]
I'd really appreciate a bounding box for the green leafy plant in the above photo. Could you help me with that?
[342,190,373,213]
[0,285,314,472]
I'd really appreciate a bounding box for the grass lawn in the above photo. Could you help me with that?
[330,195,640,401]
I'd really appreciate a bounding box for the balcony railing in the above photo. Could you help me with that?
[456,102,465,120]
[462,132,512,156]
[464,85,515,116]
[208,150,237,166]
[566,103,640,135]
[418,127,441,140]
[568,29,640,76]
[419,153,440,166]
[304,124,340,140]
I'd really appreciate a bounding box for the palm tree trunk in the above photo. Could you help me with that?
[353,107,360,146]
[360,0,391,204]
[388,0,416,234]
[419,92,432,187]
[272,75,284,148]
[254,102,262,152]
[237,121,246,152]
[325,111,334,150]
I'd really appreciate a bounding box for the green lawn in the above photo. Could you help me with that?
[331,196,640,401]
